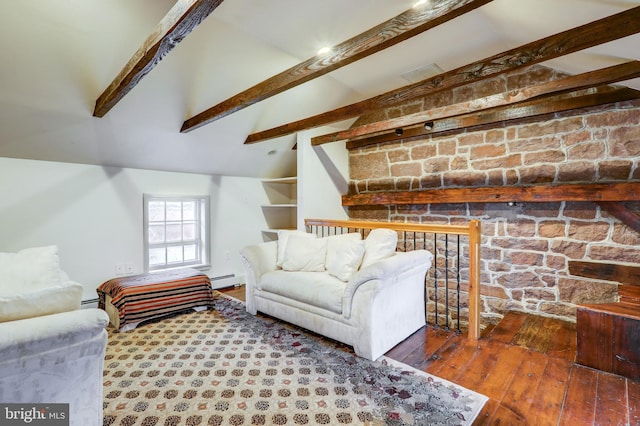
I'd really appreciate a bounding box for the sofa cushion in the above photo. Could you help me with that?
[276,230,316,268]
[281,235,327,272]
[0,246,62,293]
[360,229,398,269]
[260,270,344,314]
[326,234,365,282]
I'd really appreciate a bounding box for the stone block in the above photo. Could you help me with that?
[538,221,567,238]
[471,143,506,159]
[558,277,617,304]
[610,127,640,157]
[523,149,566,165]
[557,161,596,182]
[410,144,437,160]
[567,220,610,242]
[551,240,588,259]
[568,142,605,161]
[390,162,422,177]
[589,245,640,265]
[443,171,487,187]
[471,154,522,171]
[598,160,633,180]
[350,152,389,180]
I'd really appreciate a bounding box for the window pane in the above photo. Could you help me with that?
[166,202,182,221]
[183,222,196,240]
[148,201,165,221]
[166,223,182,242]
[183,201,195,221]
[184,244,196,261]
[167,246,183,263]
[149,247,166,266]
[148,224,165,243]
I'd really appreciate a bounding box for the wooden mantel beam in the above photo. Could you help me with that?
[93,0,224,118]
[244,6,640,144]
[311,61,640,145]
[346,88,640,150]
[180,0,493,133]
[342,182,640,206]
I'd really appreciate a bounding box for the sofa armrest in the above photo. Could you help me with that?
[240,241,278,285]
[342,250,433,318]
[0,281,83,322]
[0,308,109,359]
[240,241,278,315]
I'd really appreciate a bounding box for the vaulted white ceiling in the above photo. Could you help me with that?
[1,0,639,177]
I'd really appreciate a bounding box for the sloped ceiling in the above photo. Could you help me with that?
[0,0,639,177]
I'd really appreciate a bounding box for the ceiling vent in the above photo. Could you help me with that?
[400,63,444,84]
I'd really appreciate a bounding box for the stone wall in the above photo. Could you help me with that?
[347,65,640,326]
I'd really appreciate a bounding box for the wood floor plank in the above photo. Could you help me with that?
[594,371,628,425]
[559,365,597,425]
[453,339,502,391]
[475,344,527,401]
[487,311,528,343]
[628,379,640,425]
[512,315,552,351]
[420,334,467,376]
[400,327,454,368]
[426,338,478,383]
[385,327,427,362]
[546,318,576,361]
[472,398,500,425]
[529,356,572,425]
[501,349,549,419]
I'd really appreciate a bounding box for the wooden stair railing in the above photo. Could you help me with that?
[304,218,482,341]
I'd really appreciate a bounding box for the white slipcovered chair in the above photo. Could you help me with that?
[0,245,108,426]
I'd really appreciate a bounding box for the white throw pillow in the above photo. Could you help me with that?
[326,234,365,282]
[276,230,316,268]
[0,246,62,292]
[281,235,327,272]
[360,228,398,269]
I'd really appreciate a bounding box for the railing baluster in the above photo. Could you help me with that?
[433,234,438,328]
[445,234,450,330]
[456,235,461,334]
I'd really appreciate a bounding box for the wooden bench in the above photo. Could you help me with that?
[571,261,640,380]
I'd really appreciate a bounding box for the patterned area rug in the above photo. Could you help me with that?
[103,293,487,425]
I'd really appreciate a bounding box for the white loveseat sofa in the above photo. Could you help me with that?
[240,229,433,361]
[0,246,108,426]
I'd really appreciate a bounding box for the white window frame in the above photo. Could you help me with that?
[143,194,210,272]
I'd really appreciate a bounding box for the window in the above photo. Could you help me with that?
[143,194,210,272]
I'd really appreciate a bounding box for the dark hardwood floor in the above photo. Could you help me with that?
[219,286,640,425]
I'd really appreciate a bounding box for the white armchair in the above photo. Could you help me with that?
[0,245,108,426]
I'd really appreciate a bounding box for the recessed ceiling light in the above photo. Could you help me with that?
[317,46,332,56]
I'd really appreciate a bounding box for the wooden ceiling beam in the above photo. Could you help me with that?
[93,0,224,118]
[342,183,640,206]
[180,0,493,133]
[244,6,640,144]
[597,202,640,235]
[311,61,640,145]
[346,87,640,150]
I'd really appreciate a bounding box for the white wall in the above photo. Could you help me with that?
[0,157,269,300]
[297,128,350,227]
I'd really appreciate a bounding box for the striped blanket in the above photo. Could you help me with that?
[97,268,214,331]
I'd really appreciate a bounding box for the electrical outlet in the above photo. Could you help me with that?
[125,263,134,274]
[225,250,231,261]
[115,263,125,275]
